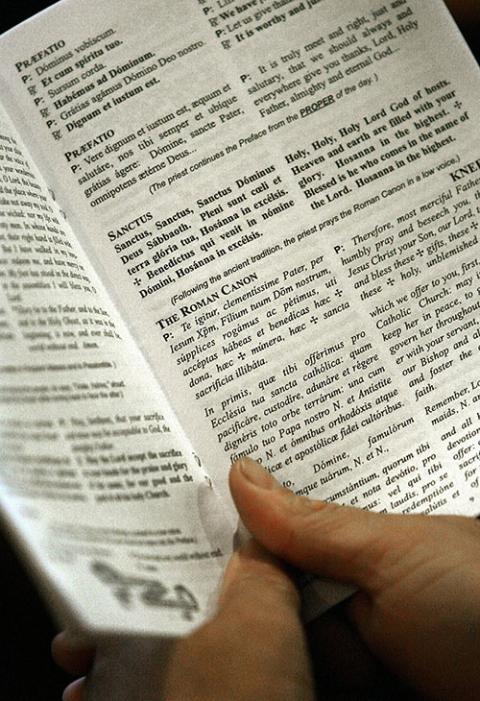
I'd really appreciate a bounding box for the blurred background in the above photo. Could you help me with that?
[0,2,478,699]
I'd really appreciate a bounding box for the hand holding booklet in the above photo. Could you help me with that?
[0,0,478,638]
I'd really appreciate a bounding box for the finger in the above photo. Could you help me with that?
[229,457,425,591]
[217,538,299,618]
[62,677,86,701]
[52,632,95,676]
[165,539,314,701]
[231,459,480,701]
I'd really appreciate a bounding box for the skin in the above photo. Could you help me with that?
[53,458,480,700]
[53,3,480,694]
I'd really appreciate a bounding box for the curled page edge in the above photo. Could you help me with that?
[196,481,237,616]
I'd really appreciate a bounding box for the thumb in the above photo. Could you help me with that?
[229,457,414,591]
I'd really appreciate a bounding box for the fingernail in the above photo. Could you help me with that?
[237,457,277,489]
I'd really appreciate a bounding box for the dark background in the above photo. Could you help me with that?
[0,2,478,700]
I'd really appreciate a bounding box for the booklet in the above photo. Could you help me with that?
[0,0,478,637]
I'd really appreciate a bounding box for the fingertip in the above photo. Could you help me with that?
[52,631,95,675]
[51,631,70,665]
[231,456,279,490]
[229,456,256,494]
[229,458,282,546]
[63,677,86,701]
[228,457,242,489]
[228,458,253,511]
[229,457,285,522]
[229,457,317,551]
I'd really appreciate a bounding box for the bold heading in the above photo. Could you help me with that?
[15,40,66,73]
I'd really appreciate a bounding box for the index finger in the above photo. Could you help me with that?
[164,540,314,701]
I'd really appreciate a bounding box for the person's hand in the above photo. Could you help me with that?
[53,456,480,700]
[52,539,315,701]
[230,457,480,700]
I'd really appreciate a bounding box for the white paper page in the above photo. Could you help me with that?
[0,0,478,527]
[0,102,233,637]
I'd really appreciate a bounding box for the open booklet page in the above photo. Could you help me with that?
[0,104,233,636]
[0,0,479,627]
